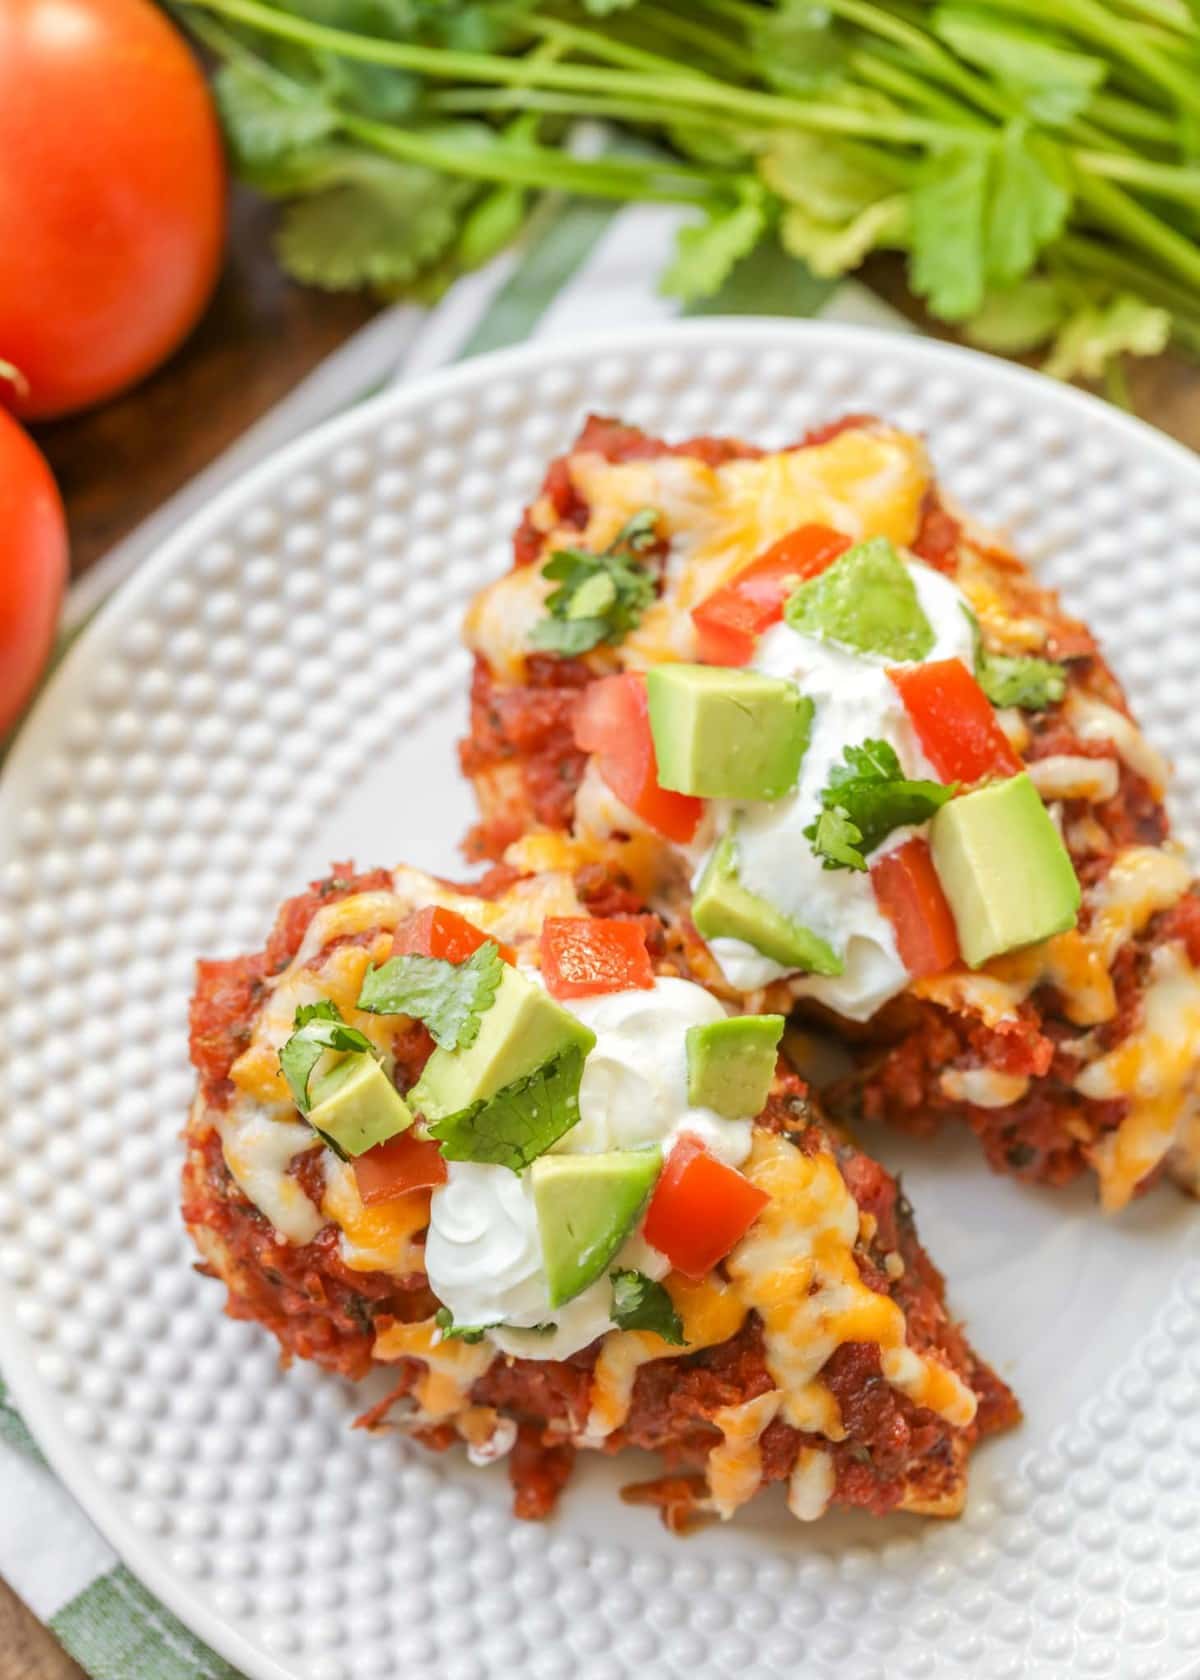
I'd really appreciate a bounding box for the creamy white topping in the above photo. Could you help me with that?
[424,976,751,1358]
[699,557,976,1020]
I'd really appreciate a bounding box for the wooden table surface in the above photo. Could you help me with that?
[6,188,1200,1680]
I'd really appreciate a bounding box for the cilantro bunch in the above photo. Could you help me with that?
[177,0,1200,386]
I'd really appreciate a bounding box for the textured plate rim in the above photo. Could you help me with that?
[2,317,1199,1680]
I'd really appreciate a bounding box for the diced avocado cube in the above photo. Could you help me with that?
[686,1014,785,1119]
[410,964,596,1121]
[307,1054,414,1157]
[929,771,1081,968]
[532,1148,662,1308]
[646,664,813,802]
[784,537,934,662]
[693,834,843,977]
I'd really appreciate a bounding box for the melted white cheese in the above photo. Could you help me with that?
[424,976,750,1359]
[700,559,976,1019]
[1079,943,1200,1211]
[215,1096,323,1245]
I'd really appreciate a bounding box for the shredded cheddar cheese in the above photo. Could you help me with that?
[707,1390,782,1518]
[583,1274,747,1442]
[1079,944,1200,1211]
[321,1159,430,1275]
[373,1316,495,1419]
[787,1446,835,1521]
[725,1132,976,1437]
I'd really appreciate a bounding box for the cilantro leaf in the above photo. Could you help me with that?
[661,185,769,303]
[427,1047,586,1173]
[966,277,1068,354]
[1043,295,1171,382]
[985,125,1070,290]
[978,651,1068,711]
[610,1271,686,1345]
[276,152,470,291]
[357,942,503,1050]
[805,738,956,871]
[530,511,659,656]
[434,1307,496,1344]
[805,805,869,873]
[213,61,338,177]
[279,1000,374,1114]
[931,8,1107,129]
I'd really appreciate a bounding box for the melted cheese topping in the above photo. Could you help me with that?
[939,1068,1031,1109]
[1027,754,1119,804]
[373,1316,495,1419]
[213,1096,323,1244]
[1065,690,1170,800]
[707,1390,782,1518]
[463,560,553,683]
[724,1132,976,1437]
[787,1446,835,1521]
[1079,943,1200,1211]
[321,1158,430,1274]
[583,1274,747,1441]
[573,428,930,666]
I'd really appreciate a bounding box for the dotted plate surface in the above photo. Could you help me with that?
[3,322,1200,1680]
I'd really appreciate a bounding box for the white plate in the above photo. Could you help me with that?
[3,322,1200,1680]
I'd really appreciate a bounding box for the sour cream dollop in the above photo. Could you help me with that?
[700,558,976,1021]
[423,977,751,1359]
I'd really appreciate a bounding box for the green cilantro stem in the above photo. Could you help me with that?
[1075,150,1200,208]
[342,115,725,203]
[185,0,974,146]
[1075,172,1200,291]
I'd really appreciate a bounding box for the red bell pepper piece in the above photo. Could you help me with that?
[642,1134,769,1279]
[353,1130,447,1205]
[573,673,703,843]
[890,659,1022,785]
[691,525,851,665]
[871,837,961,979]
[540,916,655,999]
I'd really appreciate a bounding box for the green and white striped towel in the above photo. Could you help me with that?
[0,170,910,1678]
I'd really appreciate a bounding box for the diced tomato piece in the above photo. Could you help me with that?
[353,1130,447,1204]
[573,673,703,843]
[642,1134,769,1279]
[691,525,851,665]
[890,659,1022,785]
[541,916,655,999]
[393,906,513,965]
[872,837,961,979]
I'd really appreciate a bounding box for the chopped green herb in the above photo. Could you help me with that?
[357,941,503,1050]
[966,606,1067,711]
[978,651,1068,711]
[427,1046,586,1173]
[805,738,956,871]
[434,1307,496,1344]
[530,509,660,656]
[279,1000,373,1114]
[610,1270,686,1345]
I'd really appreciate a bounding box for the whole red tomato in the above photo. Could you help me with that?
[0,411,69,736]
[0,0,226,421]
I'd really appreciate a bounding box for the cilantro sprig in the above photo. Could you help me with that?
[427,1046,587,1173]
[530,509,660,656]
[805,739,956,872]
[610,1271,686,1345]
[357,943,503,1050]
[279,1000,374,1114]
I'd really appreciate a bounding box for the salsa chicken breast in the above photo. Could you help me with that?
[185,858,1015,1529]
[460,414,1200,1210]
